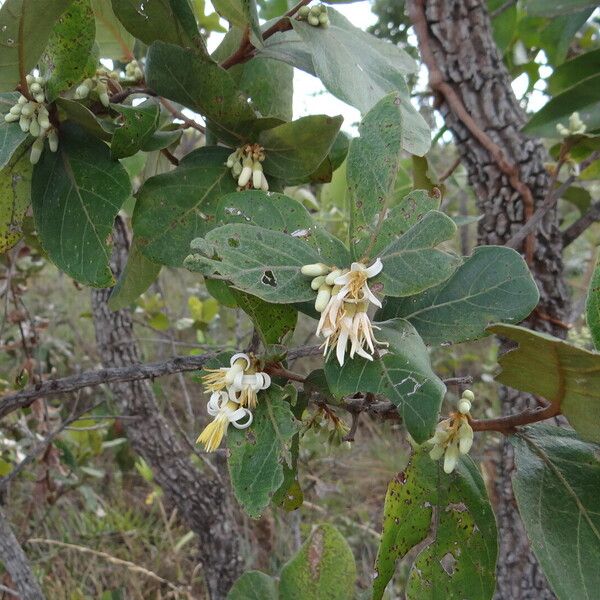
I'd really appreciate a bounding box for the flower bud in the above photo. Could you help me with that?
[34,93,45,103]
[21,102,35,117]
[18,95,28,105]
[19,115,31,132]
[238,165,252,187]
[325,268,343,285]
[4,112,19,122]
[231,160,243,177]
[311,275,326,290]
[29,116,40,138]
[461,389,475,402]
[301,263,329,277]
[429,444,444,461]
[48,130,59,153]
[30,82,42,94]
[75,84,89,99]
[260,172,269,191]
[252,160,263,189]
[37,112,50,131]
[311,4,322,15]
[29,136,44,165]
[26,74,34,85]
[318,13,329,25]
[457,399,471,415]
[298,5,310,17]
[315,284,332,312]
[443,442,459,474]
[226,151,238,168]
[9,104,22,115]
[308,14,320,26]
[458,423,473,455]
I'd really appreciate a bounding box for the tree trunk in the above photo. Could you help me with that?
[408,0,569,598]
[91,218,244,599]
[0,508,45,600]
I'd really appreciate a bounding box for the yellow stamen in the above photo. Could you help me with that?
[196,413,229,451]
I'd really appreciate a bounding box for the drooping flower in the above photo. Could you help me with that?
[428,391,475,473]
[231,372,271,409]
[201,352,250,394]
[196,391,253,452]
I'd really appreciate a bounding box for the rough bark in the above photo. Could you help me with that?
[0,508,45,600]
[408,1,569,598]
[91,218,243,599]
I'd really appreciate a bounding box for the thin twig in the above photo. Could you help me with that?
[563,201,600,247]
[109,87,157,105]
[160,98,206,134]
[439,156,462,182]
[506,150,600,250]
[469,400,560,434]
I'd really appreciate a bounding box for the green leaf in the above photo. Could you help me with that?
[0,0,73,92]
[587,255,600,350]
[31,123,131,287]
[523,0,598,16]
[374,211,461,298]
[112,0,199,47]
[372,450,498,600]
[108,238,161,310]
[145,41,259,144]
[257,28,316,76]
[511,424,600,600]
[226,571,278,600]
[42,0,96,102]
[91,0,135,61]
[111,100,161,159]
[258,115,343,181]
[133,146,237,268]
[539,9,593,67]
[548,48,600,95]
[378,246,539,345]
[0,149,32,253]
[324,319,445,443]
[0,93,31,170]
[488,323,600,444]
[291,8,418,114]
[214,190,350,265]
[232,289,297,344]
[238,56,293,121]
[347,92,431,254]
[279,523,357,600]
[56,97,113,141]
[184,223,323,303]
[523,73,600,137]
[227,385,300,518]
[213,0,262,48]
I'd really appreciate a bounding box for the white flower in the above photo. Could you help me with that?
[201,352,250,393]
[229,371,271,409]
[196,391,253,452]
[333,258,383,307]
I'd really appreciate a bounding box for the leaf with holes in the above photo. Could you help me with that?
[378,246,539,345]
[31,123,131,287]
[372,450,498,600]
[41,0,96,101]
[0,93,32,170]
[511,424,600,600]
[215,191,350,266]
[291,8,418,115]
[227,385,300,518]
[112,0,199,47]
[488,323,600,443]
[111,100,161,159]
[226,571,278,600]
[184,223,323,303]
[0,0,73,92]
[91,0,134,61]
[279,523,357,600]
[324,319,445,443]
[373,211,461,298]
[258,115,343,181]
[0,149,32,253]
[347,92,433,253]
[133,146,237,268]
[108,238,161,310]
[146,41,260,144]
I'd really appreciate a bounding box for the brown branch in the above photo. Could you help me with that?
[16,6,32,102]
[160,147,179,166]
[439,156,461,182]
[109,87,157,105]
[0,346,323,420]
[159,98,206,134]
[506,150,600,250]
[408,0,536,262]
[563,201,600,247]
[219,0,312,70]
[469,400,560,434]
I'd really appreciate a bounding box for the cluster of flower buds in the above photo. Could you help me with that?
[226,143,269,191]
[428,390,475,474]
[301,259,384,366]
[556,111,586,137]
[124,59,143,82]
[75,67,119,107]
[4,76,58,164]
[297,3,329,27]
[196,353,271,452]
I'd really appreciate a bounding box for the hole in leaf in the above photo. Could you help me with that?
[228,237,240,248]
[440,552,457,576]
[262,270,277,287]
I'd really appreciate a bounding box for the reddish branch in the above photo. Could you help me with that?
[469,400,560,434]
[408,0,536,262]
[220,0,312,70]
